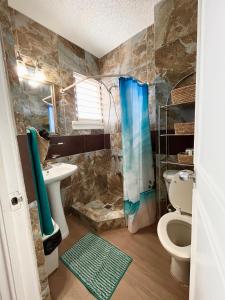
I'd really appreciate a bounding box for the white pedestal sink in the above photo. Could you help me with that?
[43,163,77,239]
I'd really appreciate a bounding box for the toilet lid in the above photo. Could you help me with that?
[163,170,179,181]
[169,171,193,214]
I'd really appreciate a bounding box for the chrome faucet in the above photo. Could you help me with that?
[51,154,60,159]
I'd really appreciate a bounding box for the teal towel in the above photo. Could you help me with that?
[27,128,54,235]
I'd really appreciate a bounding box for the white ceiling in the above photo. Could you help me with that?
[8,0,159,58]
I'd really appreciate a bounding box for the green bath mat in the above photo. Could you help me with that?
[60,232,132,300]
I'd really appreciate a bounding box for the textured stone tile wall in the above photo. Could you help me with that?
[5,9,100,135]
[154,0,197,209]
[54,150,123,211]
[154,0,197,134]
[98,25,156,218]
[154,0,197,100]
[29,202,51,300]
[99,24,156,156]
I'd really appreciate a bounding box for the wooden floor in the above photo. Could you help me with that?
[49,215,189,300]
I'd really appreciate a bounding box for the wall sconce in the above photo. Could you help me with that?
[34,61,46,82]
[16,51,28,77]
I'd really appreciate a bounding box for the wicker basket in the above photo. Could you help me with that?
[171,84,196,104]
[177,153,193,165]
[174,122,194,135]
[37,133,49,165]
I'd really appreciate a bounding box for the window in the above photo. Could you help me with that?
[72,73,103,129]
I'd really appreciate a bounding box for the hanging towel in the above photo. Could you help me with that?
[27,127,54,235]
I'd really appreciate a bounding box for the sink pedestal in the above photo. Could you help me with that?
[46,181,69,239]
[43,163,77,240]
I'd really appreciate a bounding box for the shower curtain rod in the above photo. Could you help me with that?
[60,74,155,94]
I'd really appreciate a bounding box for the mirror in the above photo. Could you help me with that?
[18,65,57,134]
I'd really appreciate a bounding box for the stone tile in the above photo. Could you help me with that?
[131,29,147,69]
[58,36,85,59]
[132,65,148,83]
[148,84,157,130]
[85,51,99,75]
[147,24,155,63]
[147,61,156,84]
[0,6,101,136]
[107,172,123,199]
[12,11,59,69]
[29,203,51,300]
[99,47,121,75]
[155,0,198,50]
[155,31,197,85]
[110,132,122,151]
[61,176,72,189]
[119,39,132,74]
[71,201,125,232]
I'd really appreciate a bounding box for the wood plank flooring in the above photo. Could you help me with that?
[49,215,189,300]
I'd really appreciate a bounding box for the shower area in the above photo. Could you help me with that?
[59,75,126,232]
[57,71,156,233]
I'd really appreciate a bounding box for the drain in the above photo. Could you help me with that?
[104,204,112,209]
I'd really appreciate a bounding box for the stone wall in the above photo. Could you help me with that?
[99,25,156,155]
[29,202,51,300]
[10,10,99,135]
[154,0,197,210]
[154,0,197,112]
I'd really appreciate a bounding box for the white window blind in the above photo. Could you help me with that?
[73,73,103,127]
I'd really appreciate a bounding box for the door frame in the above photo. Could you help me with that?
[0,33,41,299]
[190,0,225,298]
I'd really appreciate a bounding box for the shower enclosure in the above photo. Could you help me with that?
[60,74,155,232]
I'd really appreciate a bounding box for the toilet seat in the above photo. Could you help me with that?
[157,212,191,261]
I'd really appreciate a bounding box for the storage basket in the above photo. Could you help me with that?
[174,122,194,135]
[177,153,193,165]
[171,84,196,104]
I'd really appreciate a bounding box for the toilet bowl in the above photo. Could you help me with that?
[157,170,193,284]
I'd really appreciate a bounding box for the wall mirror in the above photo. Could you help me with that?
[18,65,57,134]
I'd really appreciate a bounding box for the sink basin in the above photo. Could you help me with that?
[43,163,77,239]
[43,163,77,185]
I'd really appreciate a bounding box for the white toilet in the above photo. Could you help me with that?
[157,170,193,284]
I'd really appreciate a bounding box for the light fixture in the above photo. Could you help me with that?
[34,60,46,82]
[16,51,28,77]
[28,79,39,88]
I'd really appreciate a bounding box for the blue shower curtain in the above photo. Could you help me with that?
[119,77,156,233]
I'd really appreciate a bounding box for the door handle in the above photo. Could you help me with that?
[179,170,196,183]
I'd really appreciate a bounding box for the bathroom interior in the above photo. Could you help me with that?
[0,0,198,299]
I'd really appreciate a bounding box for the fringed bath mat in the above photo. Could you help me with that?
[60,232,132,300]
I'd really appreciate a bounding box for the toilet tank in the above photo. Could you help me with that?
[163,170,179,192]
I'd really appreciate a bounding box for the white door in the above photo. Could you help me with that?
[190,0,225,299]
[0,34,41,299]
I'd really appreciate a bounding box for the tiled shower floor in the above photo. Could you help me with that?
[71,194,126,232]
